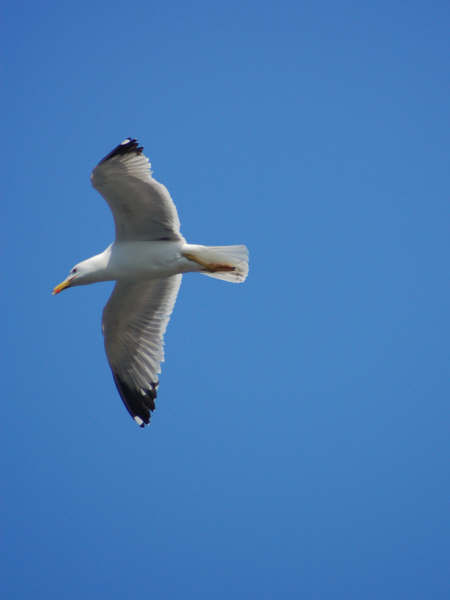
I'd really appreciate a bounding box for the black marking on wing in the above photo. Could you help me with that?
[112,373,158,427]
[99,138,143,165]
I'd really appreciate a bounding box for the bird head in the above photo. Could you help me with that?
[52,263,83,294]
[52,256,100,294]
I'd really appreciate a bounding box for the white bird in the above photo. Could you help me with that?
[53,138,248,427]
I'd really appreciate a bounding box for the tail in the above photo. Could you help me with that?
[187,244,249,283]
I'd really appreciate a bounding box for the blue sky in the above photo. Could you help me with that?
[3,1,450,598]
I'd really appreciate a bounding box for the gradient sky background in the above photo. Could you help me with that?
[3,1,450,598]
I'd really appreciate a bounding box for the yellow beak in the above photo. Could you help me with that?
[52,278,72,295]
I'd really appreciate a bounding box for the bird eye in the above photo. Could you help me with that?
[71,267,78,275]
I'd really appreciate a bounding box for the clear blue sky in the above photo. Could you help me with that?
[3,1,449,598]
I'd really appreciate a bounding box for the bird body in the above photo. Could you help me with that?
[53,138,248,427]
[69,241,199,285]
[62,240,246,285]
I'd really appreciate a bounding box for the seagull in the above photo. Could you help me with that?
[53,138,248,427]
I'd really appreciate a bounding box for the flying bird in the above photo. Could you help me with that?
[53,138,248,427]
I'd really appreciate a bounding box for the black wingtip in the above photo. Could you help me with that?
[112,373,158,427]
[99,138,144,164]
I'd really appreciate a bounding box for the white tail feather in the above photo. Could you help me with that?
[188,244,249,283]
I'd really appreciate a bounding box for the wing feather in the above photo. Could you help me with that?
[91,138,183,242]
[102,275,182,426]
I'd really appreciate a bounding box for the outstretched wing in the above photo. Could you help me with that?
[102,275,182,426]
[91,138,183,242]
